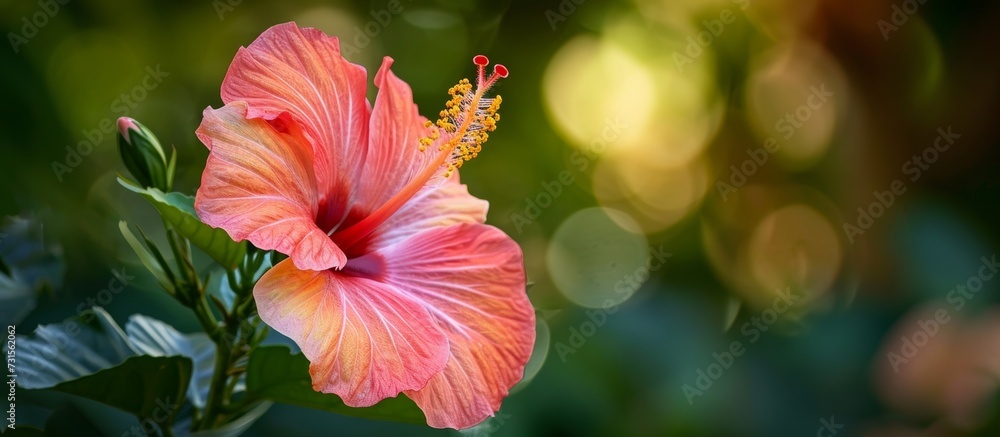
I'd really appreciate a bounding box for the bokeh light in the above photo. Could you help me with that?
[746,204,843,303]
[594,153,711,233]
[702,185,846,312]
[745,41,847,170]
[543,34,657,156]
[547,207,649,308]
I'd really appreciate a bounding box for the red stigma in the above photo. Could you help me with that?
[493,64,509,78]
[472,55,507,90]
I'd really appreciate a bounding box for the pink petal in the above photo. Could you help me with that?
[357,171,488,252]
[254,259,450,407]
[221,22,370,229]
[377,224,534,429]
[353,57,438,217]
[195,102,346,270]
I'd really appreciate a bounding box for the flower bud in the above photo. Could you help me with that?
[116,117,174,191]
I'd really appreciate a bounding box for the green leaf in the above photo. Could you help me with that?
[51,355,191,427]
[119,178,246,269]
[3,426,45,436]
[12,309,244,434]
[0,215,65,324]
[245,346,426,425]
[0,215,65,290]
[0,273,35,327]
[13,307,134,389]
[43,403,108,436]
[14,307,221,408]
[119,221,175,293]
[125,314,221,409]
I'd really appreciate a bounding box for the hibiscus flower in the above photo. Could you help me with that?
[193,22,535,429]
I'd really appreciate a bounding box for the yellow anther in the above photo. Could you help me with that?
[417,68,504,171]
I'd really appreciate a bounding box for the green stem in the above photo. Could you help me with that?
[181,245,266,431]
[190,285,233,431]
[196,257,260,430]
[199,335,232,430]
[222,366,243,399]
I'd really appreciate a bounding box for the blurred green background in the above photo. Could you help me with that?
[3,0,1000,435]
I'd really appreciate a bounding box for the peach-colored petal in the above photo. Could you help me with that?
[195,102,345,270]
[355,171,488,253]
[221,22,370,229]
[254,259,450,407]
[375,224,534,429]
[354,57,437,216]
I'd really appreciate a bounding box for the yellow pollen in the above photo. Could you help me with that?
[418,77,503,178]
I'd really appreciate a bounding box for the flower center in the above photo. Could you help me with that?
[332,55,507,253]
